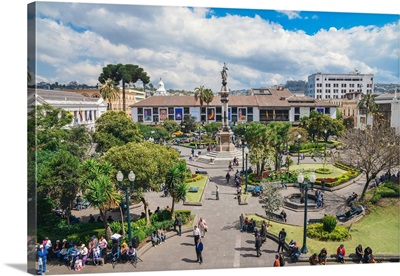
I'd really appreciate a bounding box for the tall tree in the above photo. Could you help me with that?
[357,92,378,129]
[99,78,120,110]
[93,111,143,153]
[260,182,283,225]
[265,122,292,171]
[98,64,150,111]
[165,162,188,216]
[85,174,120,240]
[334,120,400,200]
[104,141,182,226]
[194,86,214,123]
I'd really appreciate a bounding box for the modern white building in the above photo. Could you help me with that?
[28,88,108,130]
[373,92,400,135]
[307,71,374,100]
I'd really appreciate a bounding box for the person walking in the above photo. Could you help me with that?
[277,228,287,253]
[321,179,326,192]
[255,234,262,257]
[193,225,201,245]
[195,238,204,264]
[215,185,219,200]
[198,217,208,238]
[226,172,231,183]
[37,244,48,276]
[260,220,267,243]
[174,214,183,236]
[279,252,285,266]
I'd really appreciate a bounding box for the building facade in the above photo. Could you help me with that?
[130,87,337,125]
[28,88,108,130]
[307,71,374,100]
[374,92,400,135]
[68,87,146,117]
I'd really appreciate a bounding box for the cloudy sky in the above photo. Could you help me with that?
[29,1,399,92]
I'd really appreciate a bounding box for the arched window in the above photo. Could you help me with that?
[92,94,100,98]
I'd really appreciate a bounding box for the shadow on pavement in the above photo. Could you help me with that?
[181,258,200,263]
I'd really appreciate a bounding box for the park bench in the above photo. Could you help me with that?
[188,187,199,193]
[308,218,323,224]
[195,170,208,175]
[265,210,285,222]
[337,207,363,221]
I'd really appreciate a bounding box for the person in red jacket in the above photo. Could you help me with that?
[337,244,346,263]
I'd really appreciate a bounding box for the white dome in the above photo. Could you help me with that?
[155,78,168,96]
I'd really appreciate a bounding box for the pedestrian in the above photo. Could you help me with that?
[255,234,262,257]
[318,247,328,265]
[321,179,326,192]
[277,228,286,253]
[273,254,280,266]
[280,210,287,223]
[37,244,48,276]
[279,252,285,266]
[195,238,204,264]
[198,217,208,238]
[193,225,201,245]
[215,185,219,200]
[337,244,346,263]
[281,180,287,189]
[226,172,231,183]
[237,193,241,205]
[260,220,267,243]
[174,213,183,236]
[309,253,318,265]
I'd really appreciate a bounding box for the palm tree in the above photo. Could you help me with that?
[357,91,378,129]
[165,163,188,217]
[194,86,214,123]
[85,174,120,240]
[100,78,120,110]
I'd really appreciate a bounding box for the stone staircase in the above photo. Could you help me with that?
[195,148,244,165]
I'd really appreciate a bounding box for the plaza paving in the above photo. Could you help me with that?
[45,145,374,274]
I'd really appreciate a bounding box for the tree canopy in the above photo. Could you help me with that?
[98,64,150,111]
[93,111,143,153]
[334,120,400,200]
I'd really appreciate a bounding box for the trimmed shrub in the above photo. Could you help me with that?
[322,215,337,233]
[307,223,350,241]
[315,168,332,174]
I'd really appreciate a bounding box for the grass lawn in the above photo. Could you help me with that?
[185,175,208,203]
[249,199,400,255]
[289,163,348,179]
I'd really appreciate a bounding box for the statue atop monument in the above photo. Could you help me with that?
[221,63,228,87]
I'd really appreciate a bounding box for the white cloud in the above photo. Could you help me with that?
[276,10,302,19]
[33,3,399,91]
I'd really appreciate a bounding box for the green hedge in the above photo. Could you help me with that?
[186,174,204,183]
[370,181,400,204]
[307,223,350,241]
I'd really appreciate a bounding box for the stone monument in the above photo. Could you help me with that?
[216,63,236,151]
[197,63,242,165]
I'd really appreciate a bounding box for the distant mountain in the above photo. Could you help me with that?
[374,83,400,94]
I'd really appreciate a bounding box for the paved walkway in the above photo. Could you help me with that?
[45,145,371,274]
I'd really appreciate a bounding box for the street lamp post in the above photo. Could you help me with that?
[242,142,246,173]
[297,172,309,254]
[245,151,249,194]
[116,170,136,246]
[324,129,327,165]
[297,134,301,165]
[310,171,316,191]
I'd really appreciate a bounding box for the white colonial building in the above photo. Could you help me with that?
[28,88,108,130]
[130,86,338,125]
[307,71,374,100]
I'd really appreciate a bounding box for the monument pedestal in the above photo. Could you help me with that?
[216,131,236,151]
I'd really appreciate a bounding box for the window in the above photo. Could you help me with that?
[201,107,206,114]
[184,107,189,114]
[216,115,222,121]
[153,108,158,114]
[294,114,300,121]
[168,107,174,114]
[232,107,237,113]
[138,115,143,122]
[295,107,300,113]
[138,108,143,114]
[247,115,253,122]
[168,115,174,120]
[247,107,253,114]
[216,107,222,114]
